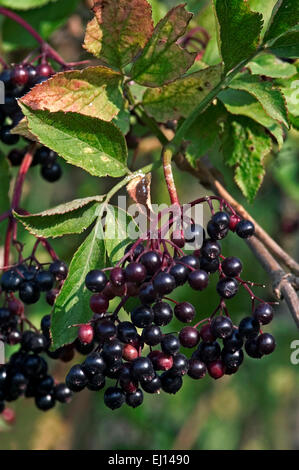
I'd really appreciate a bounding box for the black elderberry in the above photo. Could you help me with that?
[221,349,244,368]
[188,358,207,379]
[104,387,125,410]
[179,326,200,348]
[198,341,221,363]
[178,255,200,270]
[95,319,116,342]
[65,364,88,392]
[49,260,68,280]
[35,146,57,165]
[36,375,54,395]
[188,269,209,290]
[110,267,125,287]
[85,269,107,292]
[1,269,22,292]
[160,371,183,394]
[87,374,106,391]
[19,281,40,304]
[253,303,274,325]
[174,302,195,323]
[54,384,73,403]
[153,301,173,326]
[161,334,180,355]
[0,308,11,325]
[102,339,123,362]
[169,263,188,285]
[223,329,243,352]
[0,125,19,145]
[125,262,146,283]
[75,338,95,355]
[245,337,263,358]
[239,316,260,338]
[257,333,276,355]
[153,271,176,295]
[36,270,54,291]
[140,375,161,394]
[138,283,158,305]
[117,321,138,343]
[131,305,154,328]
[221,257,243,277]
[207,221,228,240]
[212,211,230,230]
[236,220,255,238]
[200,257,220,273]
[35,393,55,411]
[141,324,162,346]
[126,389,144,408]
[216,277,238,299]
[140,251,162,274]
[170,354,189,376]
[201,239,221,259]
[82,352,106,377]
[210,316,233,339]
[131,357,154,381]
[7,149,25,166]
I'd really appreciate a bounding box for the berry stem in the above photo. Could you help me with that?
[162,147,180,206]
[0,7,67,67]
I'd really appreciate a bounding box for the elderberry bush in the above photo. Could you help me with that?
[0,63,62,182]
[60,210,276,410]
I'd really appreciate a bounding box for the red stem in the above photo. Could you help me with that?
[162,148,180,206]
[0,7,67,67]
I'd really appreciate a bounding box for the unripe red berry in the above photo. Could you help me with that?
[78,324,94,344]
[229,214,241,231]
[208,360,225,379]
[123,344,139,361]
[8,297,24,316]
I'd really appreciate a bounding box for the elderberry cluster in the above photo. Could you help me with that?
[0,260,70,413]
[62,210,276,410]
[0,62,62,182]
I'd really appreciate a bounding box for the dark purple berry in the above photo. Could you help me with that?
[239,316,260,338]
[221,257,242,277]
[188,359,207,379]
[188,269,209,290]
[179,326,200,348]
[216,277,238,299]
[153,301,173,326]
[257,333,276,355]
[174,302,195,323]
[236,220,255,238]
[210,316,233,339]
[253,303,274,325]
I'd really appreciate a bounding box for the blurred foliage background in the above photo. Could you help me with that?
[0,0,298,450]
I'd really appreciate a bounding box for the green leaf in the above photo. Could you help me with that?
[0,0,55,8]
[83,0,154,70]
[0,154,10,245]
[230,73,289,127]
[113,106,131,135]
[264,0,299,44]
[20,67,124,122]
[183,103,226,168]
[130,5,196,87]
[51,218,106,349]
[276,72,299,116]
[14,196,105,238]
[222,116,273,201]
[2,0,79,51]
[213,0,263,73]
[104,206,138,264]
[19,104,129,178]
[142,65,222,122]
[268,27,299,57]
[248,53,297,77]
[219,88,285,147]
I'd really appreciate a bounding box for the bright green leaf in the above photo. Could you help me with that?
[276,72,299,116]
[248,53,297,77]
[222,116,273,201]
[83,0,154,70]
[230,73,289,127]
[20,67,124,122]
[130,5,196,87]
[142,65,222,122]
[19,104,129,178]
[0,0,55,9]
[219,88,285,147]
[51,218,106,349]
[213,0,263,73]
[14,196,105,238]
